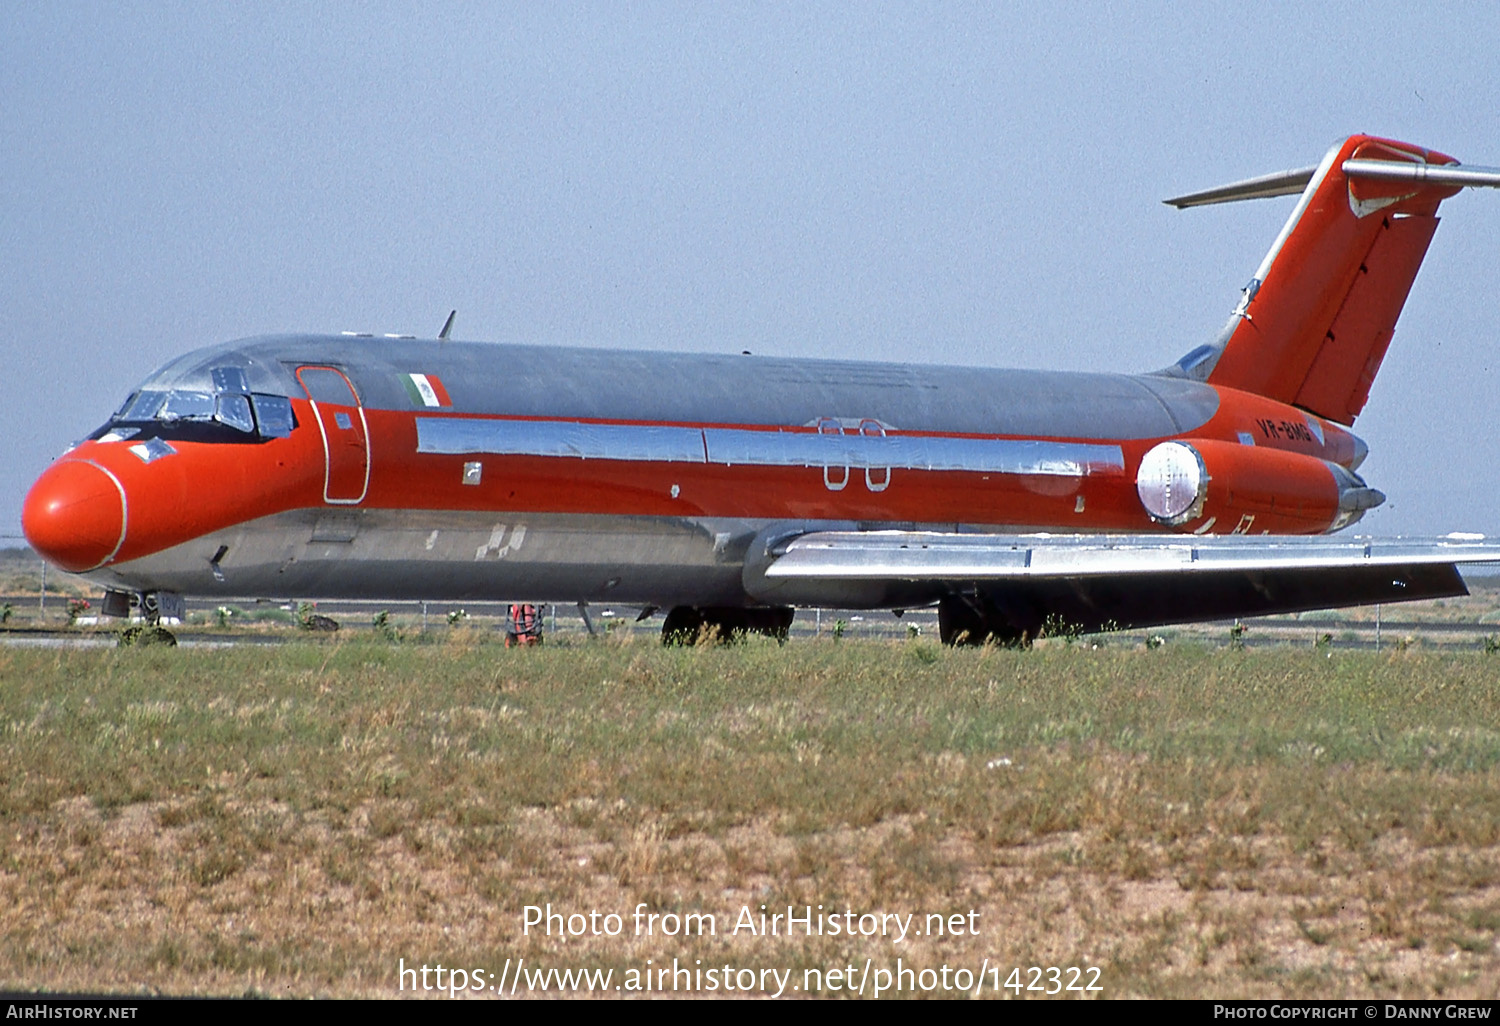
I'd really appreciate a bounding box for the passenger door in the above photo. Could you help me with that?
[295,366,370,504]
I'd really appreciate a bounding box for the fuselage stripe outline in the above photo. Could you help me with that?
[80,459,129,571]
[414,416,1125,477]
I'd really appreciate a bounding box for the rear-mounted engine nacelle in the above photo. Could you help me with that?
[1136,439,1384,534]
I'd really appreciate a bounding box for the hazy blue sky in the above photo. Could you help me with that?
[5,2,1500,541]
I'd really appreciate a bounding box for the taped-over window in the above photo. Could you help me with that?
[99,386,296,444]
[119,391,166,422]
[211,366,250,394]
[215,394,254,433]
[158,391,216,422]
[251,394,294,438]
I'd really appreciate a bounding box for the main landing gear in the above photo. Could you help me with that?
[937,594,1031,648]
[661,606,794,645]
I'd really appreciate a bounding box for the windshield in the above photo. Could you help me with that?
[96,368,297,445]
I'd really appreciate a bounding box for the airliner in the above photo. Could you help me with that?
[22,134,1500,643]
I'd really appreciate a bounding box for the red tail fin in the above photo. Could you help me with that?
[1170,135,1468,426]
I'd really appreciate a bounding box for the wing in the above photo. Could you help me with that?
[747,531,1500,638]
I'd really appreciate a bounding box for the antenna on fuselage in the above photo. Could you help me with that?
[438,310,456,341]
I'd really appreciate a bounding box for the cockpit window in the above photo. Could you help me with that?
[94,369,298,446]
[250,394,293,438]
[158,391,216,422]
[212,366,250,394]
[216,394,255,433]
[113,392,139,418]
[119,391,166,422]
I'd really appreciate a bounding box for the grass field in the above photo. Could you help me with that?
[2,634,1499,998]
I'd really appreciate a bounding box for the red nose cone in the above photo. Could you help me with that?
[22,460,128,573]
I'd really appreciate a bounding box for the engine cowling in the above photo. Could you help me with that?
[1136,439,1383,534]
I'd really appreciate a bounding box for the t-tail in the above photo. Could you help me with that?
[1164,134,1500,425]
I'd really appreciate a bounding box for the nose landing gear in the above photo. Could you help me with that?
[115,590,183,647]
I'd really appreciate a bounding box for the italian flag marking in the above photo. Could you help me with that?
[403,373,452,408]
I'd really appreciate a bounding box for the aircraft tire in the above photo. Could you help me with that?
[661,606,794,645]
[746,606,794,643]
[939,594,1032,647]
[938,595,987,646]
[118,625,177,648]
[661,606,704,646]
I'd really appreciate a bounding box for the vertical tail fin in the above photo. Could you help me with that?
[1164,135,1498,426]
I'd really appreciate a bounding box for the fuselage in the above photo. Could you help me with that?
[22,333,1374,610]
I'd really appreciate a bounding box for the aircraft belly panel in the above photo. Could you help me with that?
[90,510,762,606]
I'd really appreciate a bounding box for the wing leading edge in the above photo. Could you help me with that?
[753,532,1500,639]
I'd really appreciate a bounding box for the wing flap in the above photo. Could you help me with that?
[765,531,1500,581]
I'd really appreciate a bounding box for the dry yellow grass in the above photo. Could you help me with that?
[1,637,1497,998]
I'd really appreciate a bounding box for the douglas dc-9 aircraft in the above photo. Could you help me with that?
[22,134,1500,644]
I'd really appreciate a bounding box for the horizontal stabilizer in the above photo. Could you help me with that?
[1165,159,1500,209]
[1342,159,1500,190]
[1164,166,1317,209]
